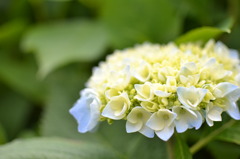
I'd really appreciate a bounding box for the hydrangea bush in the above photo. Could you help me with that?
[70,40,240,141]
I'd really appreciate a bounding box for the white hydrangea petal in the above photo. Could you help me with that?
[226,88,240,102]
[206,117,214,126]
[126,121,142,133]
[174,119,188,133]
[226,101,240,120]
[69,88,101,133]
[70,97,90,133]
[87,100,101,131]
[177,86,207,108]
[166,76,177,87]
[213,82,238,98]
[146,113,165,131]
[207,105,223,121]
[189,110,203,130]
[154,90,171,97]
[147,109,176,131]
[180,74,200,86]
[155,124,175,141]
[126,107,154,138]
[229,49,239,59]
[215,41,229,55]
[134,82,154,101]
[105,88,119,99]
[180,62,197,76]
[204,58,216,67]
[106,67,131,90]
[173,106,202,133]
[141,101,158,112]
[139,125,155,138]
[102,101,127,120]
[102,93,130,120]
[235,74,240,86]
[133,61,151,82]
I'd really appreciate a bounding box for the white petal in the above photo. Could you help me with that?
[174,119,188,133]
[235,74,240,86]
[141,101,158,112]
[189,110,203,130]
[69,89,101,133]
[215,41,228,55]
[180,62,197,76]
[146,109,176,131]
[206,117,214,127]
[229,49,239,59]
[88,100,101,130]
[105,88,119,99]
[126,107,154,138]
[213,82,238,98]
[177,87,207,108]
[226,101,240,120]
[126,121,142,133]
[173,106,202,132]
[155,124,175,141]
[146,113,164,131]
[226,88,240,102]
[154,90,171,97]
[204,58,216,67]
[133,61,151,82]
[134,95,150,101]
[102,92,130,120]
[134,82,154,101]
[139,126,155,138]
[207,106,223,121]
[70,98,90,133]
[102,102,127,120]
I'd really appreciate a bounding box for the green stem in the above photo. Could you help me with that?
[190,120,236,154]
[167,136,175,159]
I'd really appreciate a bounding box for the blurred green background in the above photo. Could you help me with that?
[0,0,239,159]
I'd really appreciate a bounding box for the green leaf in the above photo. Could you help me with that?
[179,0,227,25]
[98,0,184,48]
[175,26,231,45]
[21,20,109,77]
[0,123,7,145]
[216,121,240,145]
[127,136,168,159]
[0,89,32,140]
[207,141,240,159]
[0,137,118,159]
[0,51,46,102]
[190,120,236,154]
[40,63,94,140]
[0,19,27,46]
[174,134,192,159]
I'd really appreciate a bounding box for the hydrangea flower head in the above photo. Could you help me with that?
[70,40,240,141]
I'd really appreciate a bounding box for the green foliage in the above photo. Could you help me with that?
[0,89,32,140]
[40,64,91,139]
[217,121,240,144]
[0,123,7,145]
[21,20,109,77]
[0,19,27,46]
[97,0,184,48]
[175,26,231,45]
[207,141,240,159]
[174,134,192,159]
[0,137,119,159]
[0,51,46,102]
[0,0,239,158]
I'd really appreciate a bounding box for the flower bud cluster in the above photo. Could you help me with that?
[70,40,240,141]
